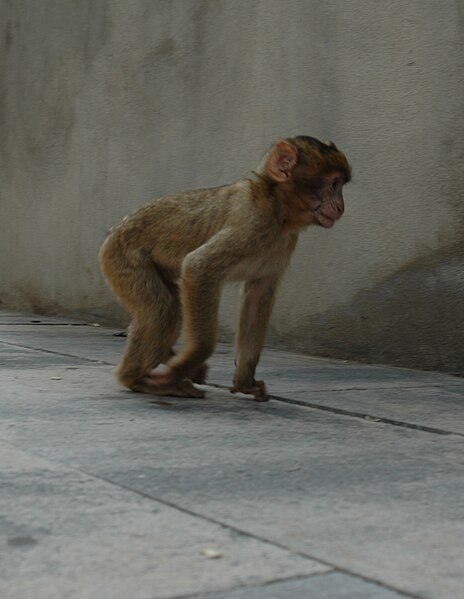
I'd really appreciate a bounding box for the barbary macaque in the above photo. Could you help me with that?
[100,136,351,401]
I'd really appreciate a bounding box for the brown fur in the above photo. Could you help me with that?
[99,136,351,400]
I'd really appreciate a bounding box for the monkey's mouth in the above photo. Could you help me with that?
[313,211,335,228]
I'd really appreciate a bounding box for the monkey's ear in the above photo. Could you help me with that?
[265,141,298,182]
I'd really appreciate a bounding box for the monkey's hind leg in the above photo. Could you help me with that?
[121,303,206,397]
[101,246,179,389]
[107,257,204,398]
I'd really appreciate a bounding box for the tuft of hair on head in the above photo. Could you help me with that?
[292,135,338,152]
[254,135,351,184]
[289,135,352,184]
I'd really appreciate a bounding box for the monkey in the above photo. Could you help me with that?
[99,135,351,401]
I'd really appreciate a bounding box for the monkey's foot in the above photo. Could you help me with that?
[231,380,269,402]
[133,369,205,398]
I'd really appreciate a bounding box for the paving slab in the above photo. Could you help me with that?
[3,319,464,437]
[1,311,464,599]
[1,442,324,599]
[1,367,463,598]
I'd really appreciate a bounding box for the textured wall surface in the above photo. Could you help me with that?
[1,0,463,373]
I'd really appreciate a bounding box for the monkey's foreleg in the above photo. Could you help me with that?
[152,264,221,385]
[232,276,280,401]
[231,378,268,402]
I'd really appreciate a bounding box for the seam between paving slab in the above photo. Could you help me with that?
[168,575,324,599]
[167,573,326,599]
[0,339,115,365]
[2,339,464,438]
[269,394,463,437]
[208,384,464,438]
[75,468,419,599]
[268,395,464,437]
[0,322,97,326]
[166,571,412,599]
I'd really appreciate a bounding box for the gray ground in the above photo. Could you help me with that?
[0,310,463,599]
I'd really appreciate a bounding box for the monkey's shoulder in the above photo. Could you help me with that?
[128,181,247,217]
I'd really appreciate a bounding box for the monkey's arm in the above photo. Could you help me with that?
[232,276,281,401]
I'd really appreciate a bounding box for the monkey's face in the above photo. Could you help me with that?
[293,171,347,229]
[260,137,351,230]
[307,172,346,229]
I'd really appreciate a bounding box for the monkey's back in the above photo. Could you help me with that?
[100,180,259,278]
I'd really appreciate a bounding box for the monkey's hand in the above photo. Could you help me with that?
[231,378,268,402]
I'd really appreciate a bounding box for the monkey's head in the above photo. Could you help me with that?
[255,135,352,229]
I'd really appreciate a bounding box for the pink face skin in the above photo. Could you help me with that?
[309,173,346,229]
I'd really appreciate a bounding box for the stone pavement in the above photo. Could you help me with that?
[0,310,463,599]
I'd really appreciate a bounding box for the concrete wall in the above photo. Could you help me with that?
[1,0,464,374]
